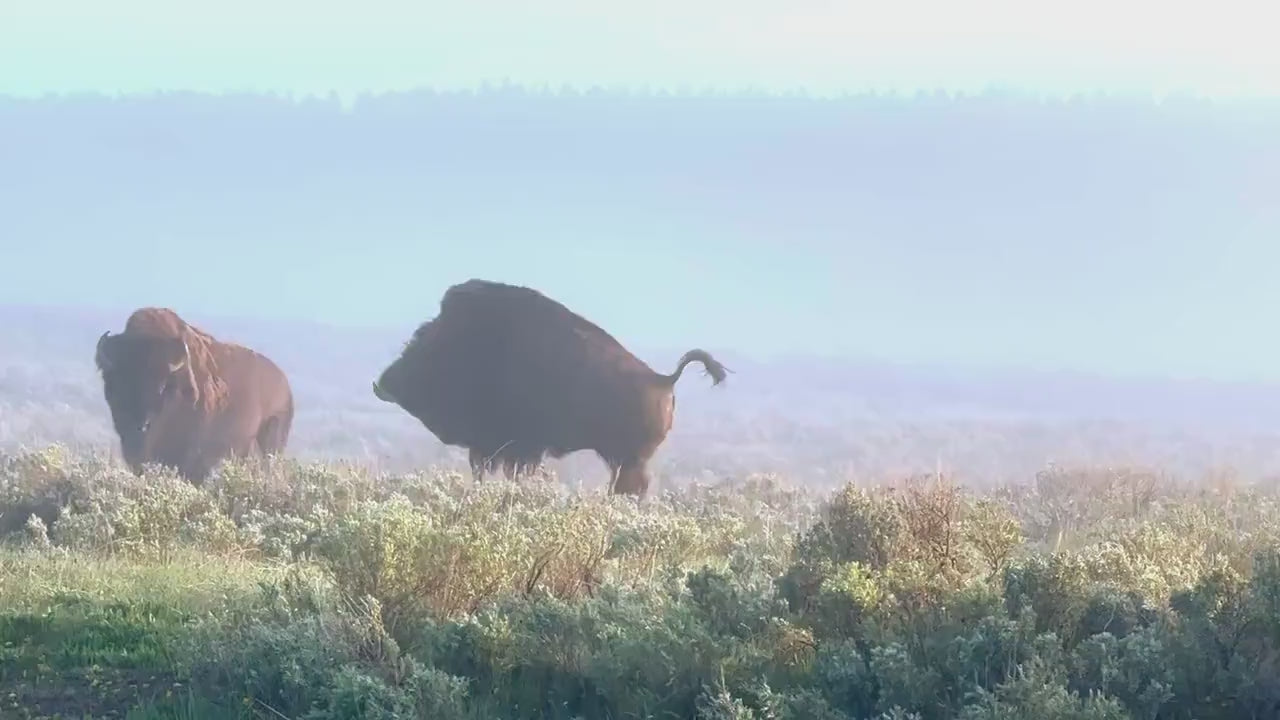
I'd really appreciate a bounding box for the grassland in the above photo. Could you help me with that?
[3,444,1280,719]
[9,308,1280,717]
[6,90,1280,717]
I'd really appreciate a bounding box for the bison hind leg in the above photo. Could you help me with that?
[501,456,527,480]
[256,413,291,457]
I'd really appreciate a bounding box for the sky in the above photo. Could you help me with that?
[2,0,1280,384]
[2,0,1278,98]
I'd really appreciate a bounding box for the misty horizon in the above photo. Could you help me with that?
[4,89,1278,383]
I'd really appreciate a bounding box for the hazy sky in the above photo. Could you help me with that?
[3,0,1277,98]
[4,0,1280,384]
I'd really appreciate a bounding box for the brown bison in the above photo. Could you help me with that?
[94,307,294,482]
[371,279,729,497]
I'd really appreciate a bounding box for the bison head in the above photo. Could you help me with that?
[372,356,410,408]
[94,330,192,470]
[371,331,461,442]
[371,322,437,413]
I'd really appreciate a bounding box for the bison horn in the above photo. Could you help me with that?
[169,340,190,373]
[95,331,111,370]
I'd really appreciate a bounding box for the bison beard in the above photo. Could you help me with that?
[372,278,730,498]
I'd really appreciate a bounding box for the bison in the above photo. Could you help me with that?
[371,279,729,497]
[94,307,295,483]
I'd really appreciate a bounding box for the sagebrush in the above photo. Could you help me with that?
[2,445,1280,719]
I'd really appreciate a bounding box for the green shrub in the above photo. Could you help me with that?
[4,445,1280,719]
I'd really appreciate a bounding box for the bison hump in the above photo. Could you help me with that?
[438,279,633,359]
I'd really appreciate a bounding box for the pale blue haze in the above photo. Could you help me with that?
[2,0,1275,98]
[1,1,1278,384]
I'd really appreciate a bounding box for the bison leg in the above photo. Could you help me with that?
[256,411,293,457]
[501,456,520,480]
[469,447,502,482]
[468,447,486,482]
[610,460,652,499]
[502,451,543,481]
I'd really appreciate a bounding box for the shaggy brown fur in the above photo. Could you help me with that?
[95,307,294,483]
[122,307,231,413]
[373,278,730,498]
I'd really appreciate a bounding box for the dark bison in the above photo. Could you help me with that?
[94,307,295,482]
[371,279,729,497]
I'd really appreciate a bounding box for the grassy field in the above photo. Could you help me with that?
[3,445,1280,719]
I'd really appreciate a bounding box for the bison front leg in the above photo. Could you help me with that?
[468,447,495,483]
[610,461,652,499]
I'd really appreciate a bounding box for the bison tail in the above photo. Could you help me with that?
[665,349,730,387]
